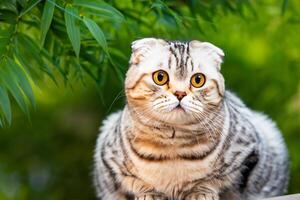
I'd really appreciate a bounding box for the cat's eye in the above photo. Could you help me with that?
[190,73,206,88]
[152,70,169,86]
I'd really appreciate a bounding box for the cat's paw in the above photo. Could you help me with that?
[184,192,219,200]
[135,194,167,200]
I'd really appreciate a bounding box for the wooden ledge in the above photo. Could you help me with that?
[264,194,300,200]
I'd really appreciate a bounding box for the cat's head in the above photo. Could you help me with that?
[125,38,225,125]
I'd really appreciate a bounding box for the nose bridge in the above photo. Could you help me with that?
[169,79,188,93]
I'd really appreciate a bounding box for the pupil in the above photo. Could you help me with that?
[195,75,201,83]
[158,73,164,81]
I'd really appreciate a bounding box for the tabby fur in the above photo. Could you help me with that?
[93,38,289,200]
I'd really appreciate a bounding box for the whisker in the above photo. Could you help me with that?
[106,89,125,114]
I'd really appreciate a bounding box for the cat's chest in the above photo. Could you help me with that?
[122,130,224,194]
[129,152,218,194]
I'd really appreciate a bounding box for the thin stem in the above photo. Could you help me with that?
[19,0,42,18]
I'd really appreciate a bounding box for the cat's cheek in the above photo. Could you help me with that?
[126,82,155,100]
[204,93,222,105]
[127,89,151,100]
[202,80,223,105]
[181,97,204,115]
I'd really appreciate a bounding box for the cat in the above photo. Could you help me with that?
[93,38,289,200]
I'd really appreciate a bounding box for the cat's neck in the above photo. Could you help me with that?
[124,102,226,140]
[121,103,227,161]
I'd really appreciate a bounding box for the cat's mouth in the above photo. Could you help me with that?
[174,104,185,112]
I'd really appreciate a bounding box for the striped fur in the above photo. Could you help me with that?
[94,39,289,200]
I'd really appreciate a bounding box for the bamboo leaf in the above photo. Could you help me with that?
[108,47,127,61]
[0,10,17,23]
[40,0,56,47]
[0,86,12,125]
[18,34,43,62]
[17,34,57,84]
[0,62,29,116]
[64,4,81,57]
[73,0,124,21]
[0,1,17,13]
[282,0,289,15]
[14,38,42,83]
[7,58,35,108]
[83,17,107,52]
[17,0,27,8]
[19,0,42,17]
[107,55,124,82]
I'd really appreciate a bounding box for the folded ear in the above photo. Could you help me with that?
[130,38,167,65]
[190,40,225,96]
[190,40,224,71]
[126,38,167,89]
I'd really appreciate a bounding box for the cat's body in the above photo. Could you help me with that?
[93,39,289,200]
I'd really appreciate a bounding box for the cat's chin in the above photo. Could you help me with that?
[151,109,196,125]
[173,105,186,112]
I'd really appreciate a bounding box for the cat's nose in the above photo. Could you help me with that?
[174,91,187,100]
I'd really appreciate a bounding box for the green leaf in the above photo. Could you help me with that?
[0,9,17,23]
[14,37,41,82]
[107,55,124,82]
[17,0,27,8]
[17,34,57,84]
[40,48,66,78]
[40,0,56,47]
[0,86,12,125]
[73,0,124,21]
[7,58,35,108]
[0,40,8,56]
[83,17,107,52]
[0,61,30,117]
[108,47,127,61]
[0,1,17,13]
[64,4,81,57]
[18,34,42,62]
[282,0,289,15]
[19,0,42,17]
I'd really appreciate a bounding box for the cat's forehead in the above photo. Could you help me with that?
[165,40,194,79]
[131,38,223,80]
[128,38,223,89]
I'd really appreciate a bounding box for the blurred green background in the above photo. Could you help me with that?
[0,0,300,199]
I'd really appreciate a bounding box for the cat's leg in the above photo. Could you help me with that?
[244,112,289,198]
[121,176,168,200]
[184,184,219,200]
[184,193,218,200]
[134,194,167,200]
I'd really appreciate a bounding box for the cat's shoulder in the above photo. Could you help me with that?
[99,110,123,133]
[95,110,123,153]
[224,90,246,108]
[225,91,285,145]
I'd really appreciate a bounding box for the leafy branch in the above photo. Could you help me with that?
[0,0,284,127]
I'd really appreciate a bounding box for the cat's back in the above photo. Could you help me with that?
[94,111,123,166]
[225,91,288,156]
[226,91,287,156]
[225,91,289,197]
[94,110,123,161]
[94,110,124,199]
[251,111,288,157]
[250,111,289,193]
[96,110,122,143]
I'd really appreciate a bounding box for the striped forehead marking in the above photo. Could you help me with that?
[167,41,193,79]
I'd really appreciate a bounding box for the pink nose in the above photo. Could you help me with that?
[174,91,187,100]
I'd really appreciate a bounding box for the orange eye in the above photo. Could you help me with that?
[152,70,169,86]
[190,73,206,88]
